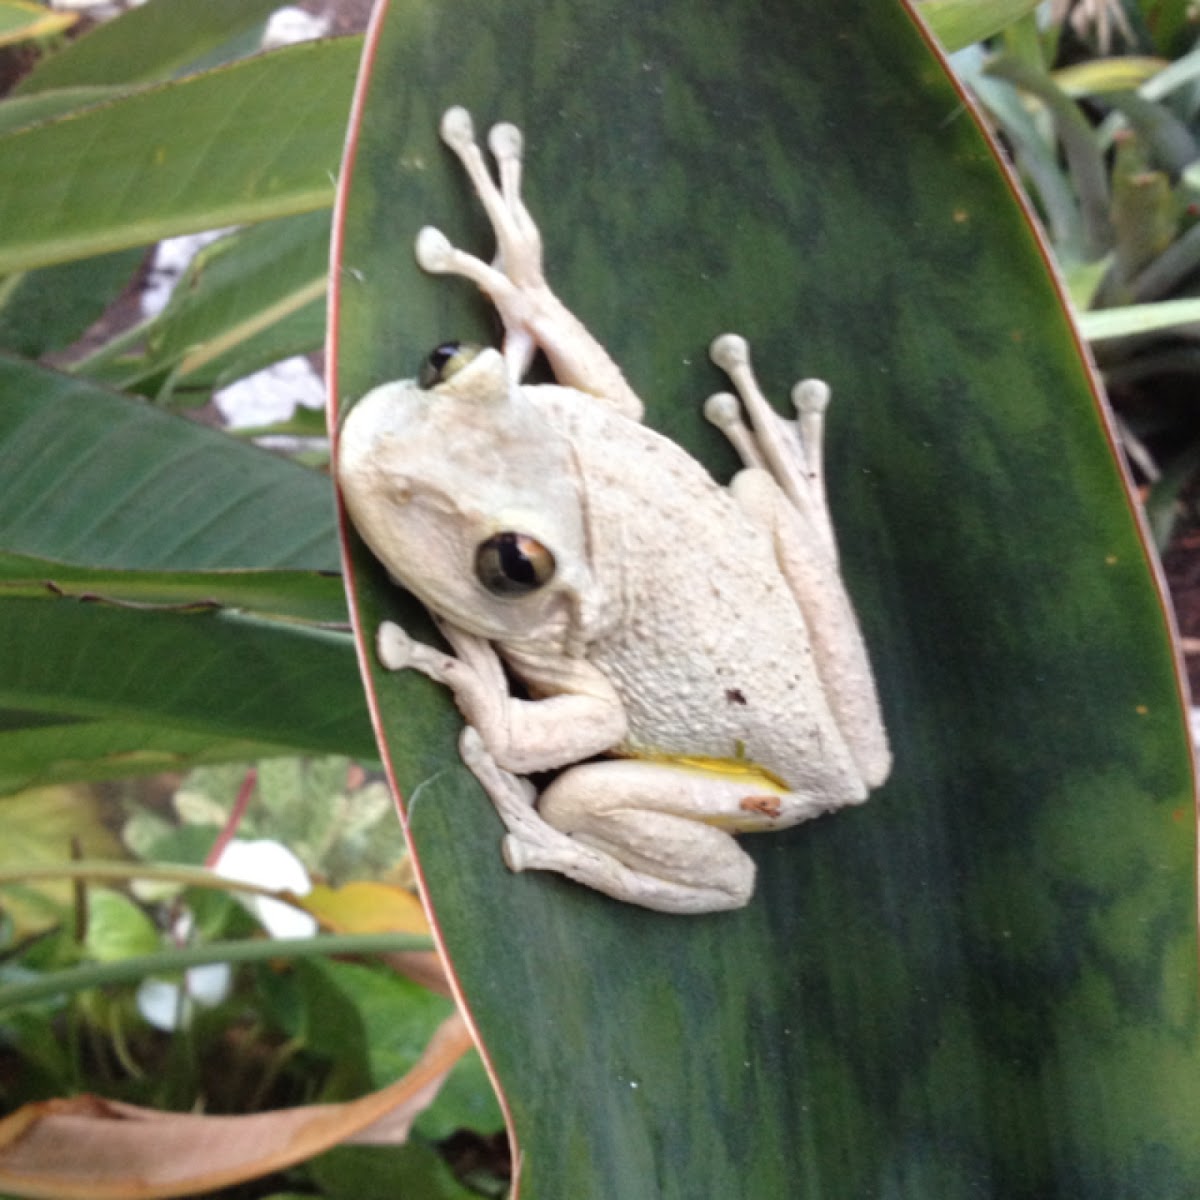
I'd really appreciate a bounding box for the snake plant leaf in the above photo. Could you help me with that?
[330,1,1196,1196]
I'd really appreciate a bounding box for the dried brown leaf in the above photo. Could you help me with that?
[0,1011,472,1199]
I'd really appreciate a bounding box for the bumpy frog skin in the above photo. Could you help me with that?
[337,107,891,914]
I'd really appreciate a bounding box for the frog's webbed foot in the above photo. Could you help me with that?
[417,106,643,420]
[705,334,836,558]
[377,620,455,678]
[416,108,544,378]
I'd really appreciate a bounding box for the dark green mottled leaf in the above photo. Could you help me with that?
[331,1,1197,1196]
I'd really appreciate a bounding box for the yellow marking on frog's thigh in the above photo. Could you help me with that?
[628,751,789,792]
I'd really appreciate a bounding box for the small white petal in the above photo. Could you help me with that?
[214,840,318,940]
[185,962,232,1007]
[137,978,190,1032]
[136,964,231,1031]
[261,7,330,50]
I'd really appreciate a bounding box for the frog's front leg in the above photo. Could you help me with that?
[376,620,626,774]
[376,620,717,907]
[705,336,892,789]
[416,107,643,420]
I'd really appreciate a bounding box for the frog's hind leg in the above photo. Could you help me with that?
[513,759,850,914]
[706,334,837,560]
[706,336,891,788]
[732,470,891,789]
[458,730,750,913]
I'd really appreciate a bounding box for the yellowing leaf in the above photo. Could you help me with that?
[0,2,75,48]
[0,786,123,936]
[83,888,160,963]
[300,881,430,935]
[1052,55,1169,96]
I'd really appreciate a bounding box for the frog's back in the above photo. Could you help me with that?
[528,386,862,798]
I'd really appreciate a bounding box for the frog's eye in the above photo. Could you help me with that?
[419,341,482,388]
[475,532,555,596]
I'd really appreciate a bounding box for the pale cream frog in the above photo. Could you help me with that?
[337,107,891,914]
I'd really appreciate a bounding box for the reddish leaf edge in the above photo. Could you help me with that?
[323,0,526,1187]
[900,0,1198,864]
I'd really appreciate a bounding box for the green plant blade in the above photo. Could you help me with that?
[921,0,1041,51]
[1,595,372,761]
[0,1,72,48]
[331,2,1196,1196]
[11,0,281,94]
[0,86,122,135]
[0,356,338,571]
[0,247,145,357]
[0,931,429,1013]
[0,37,359,275]
[0,358,370,788]
[81,211,328,397]
[0,552,347,624]
[0,717,289,795]
[1080,296,1200,340]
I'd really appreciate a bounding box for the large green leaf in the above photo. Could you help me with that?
[81,212,329,398]
[0,357,371,789]
[0,247,145,357]
[0,551,347,624]
[0,595,369,775]
[11,0,280,93]
[0,37,359,275]
[0,86,121,136]
[331,1,1197,1196]
[0,357,337,570]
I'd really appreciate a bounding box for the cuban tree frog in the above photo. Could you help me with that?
[337,107,891,914]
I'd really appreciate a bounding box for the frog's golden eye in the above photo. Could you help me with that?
[418,341,482,388]
[475,532,555,596]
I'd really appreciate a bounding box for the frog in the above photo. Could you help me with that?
[336,106,891,914]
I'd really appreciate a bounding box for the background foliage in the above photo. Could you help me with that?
[0,0,1195,1196]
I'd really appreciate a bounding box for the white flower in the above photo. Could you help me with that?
[137,964,232,1032]
[213,839,318,940]
[136,839,317,1031]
